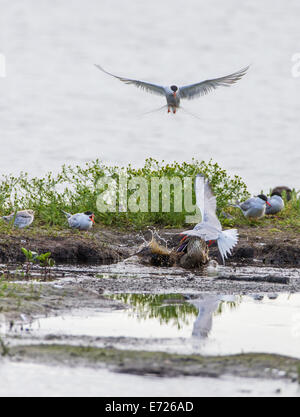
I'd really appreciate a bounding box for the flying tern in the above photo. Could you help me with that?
[95,64,249,114]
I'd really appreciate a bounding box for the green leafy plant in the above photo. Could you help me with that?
[21,248,37,278]
[35,252,55,279]
[21,248,55,279]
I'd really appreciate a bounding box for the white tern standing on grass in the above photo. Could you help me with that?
[234,195,271,219]
[62,211,95,231]
[180,175,239,264]
[2,210,35,229]
[95,64,249,114]
[266,192,284,215]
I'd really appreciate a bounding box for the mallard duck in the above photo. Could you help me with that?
[136,237,209,269]
[271,186,292,202]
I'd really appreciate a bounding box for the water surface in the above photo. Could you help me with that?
[0,0,300,192]
[4,293,300,358]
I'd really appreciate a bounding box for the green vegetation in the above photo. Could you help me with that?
[21,248,55,279]
[0,279,40,301]
[0,158,249,230]
[0,158,298,231]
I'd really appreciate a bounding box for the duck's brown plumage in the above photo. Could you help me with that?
[136,237,209,269]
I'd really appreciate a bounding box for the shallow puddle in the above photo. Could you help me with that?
[3,292,300,358]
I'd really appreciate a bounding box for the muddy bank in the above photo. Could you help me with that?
[4,344,300,382]
[79,267,300,294]
[0,231,129,265]
[0,224,300,267]
[161,226,300,268]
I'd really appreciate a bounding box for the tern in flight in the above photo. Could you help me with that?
[95,64,249,114]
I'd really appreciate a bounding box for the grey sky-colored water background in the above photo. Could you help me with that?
[0,0,299,193]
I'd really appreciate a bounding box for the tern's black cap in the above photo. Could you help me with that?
[84,211,94,216]
[257,194,268,202]
[271,191,282,198]
[170,85,178,92]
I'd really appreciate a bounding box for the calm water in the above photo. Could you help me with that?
[4,293,300,359]
[0,0,300,193]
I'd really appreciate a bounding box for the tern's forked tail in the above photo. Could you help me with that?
[217,229,239,264]
[140,105,168,117]
[140,105,201,119]
[62,210,72,219]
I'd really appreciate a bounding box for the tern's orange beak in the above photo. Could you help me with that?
[90,215,95,223]
[173,92,177,98]
[266,202,272,207]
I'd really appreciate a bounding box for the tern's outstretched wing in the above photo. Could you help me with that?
[95,65,166,97]
[194,175,221,230]
[179,66,249,100]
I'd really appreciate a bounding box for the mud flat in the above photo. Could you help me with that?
[0,225,300,396]
[1,270,300,394]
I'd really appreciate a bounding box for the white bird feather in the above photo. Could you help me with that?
[181,175,238,263]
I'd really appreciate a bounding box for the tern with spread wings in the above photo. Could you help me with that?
[95,64,249,114]
[180,175,238,263]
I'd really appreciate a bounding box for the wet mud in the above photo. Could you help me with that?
[5,345,300,381]
[0,225,300,267]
